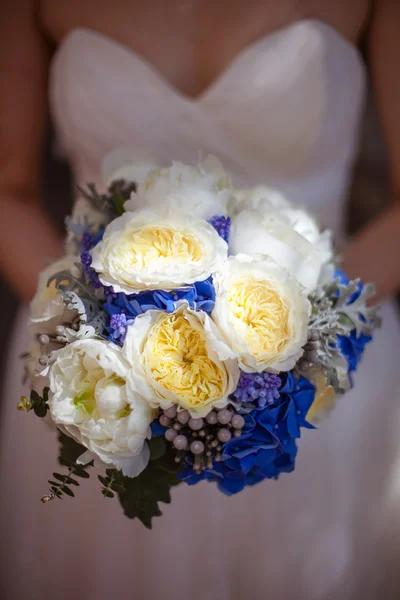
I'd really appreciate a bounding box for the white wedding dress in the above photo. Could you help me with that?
[2,20,400,600]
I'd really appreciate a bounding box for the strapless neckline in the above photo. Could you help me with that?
[55,19,364,105]
[50,17,366,240]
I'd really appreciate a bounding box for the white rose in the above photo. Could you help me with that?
[123,303,239,417]
[30,256,80,323]
[124,155,232,220]
[230,209,330,294]
[90,210,228,294]
[212,254,310,373]
[102,147,159,187]
[49,339,154,477]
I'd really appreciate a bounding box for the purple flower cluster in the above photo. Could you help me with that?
[109,313,134,343]
[230,371,281,407]
[208,215,231,243]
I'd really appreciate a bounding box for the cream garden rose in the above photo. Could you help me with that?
[123,303,239,417]
[90,210,228,294]
[124,156,233,220]
[49,339,154,476]
[212,255,310,373]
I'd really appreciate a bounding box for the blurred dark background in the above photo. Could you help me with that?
[0,126,72,382]
[0,85,394,385]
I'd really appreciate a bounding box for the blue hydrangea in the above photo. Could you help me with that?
[337,330,371,373]
[179,373,315,495]
[103,278,216,345]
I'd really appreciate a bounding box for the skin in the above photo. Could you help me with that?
[0,0,398,301]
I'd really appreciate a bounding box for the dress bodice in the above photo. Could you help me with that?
[50,20,366,237]
[5,22,400,600]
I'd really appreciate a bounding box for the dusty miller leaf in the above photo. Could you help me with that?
[305,276,381,393]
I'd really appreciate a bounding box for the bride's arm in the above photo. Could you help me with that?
[0,2,63,301]
[342,0,400,301]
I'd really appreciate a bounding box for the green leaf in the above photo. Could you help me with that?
[102,489,115,498]
[109,482,126,494]
[112,445,183,529]
[58,432,89,468]
[98,475,109,487]
[60,485,74,497]
[73,468,90,479]
[148,436,166,461]
[50,486,63,499]
[52,473,79,486]
[18,387,50,417]
[111,193,126,216]
[33,404,48,418]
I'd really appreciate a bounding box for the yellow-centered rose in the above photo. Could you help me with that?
[212,255,310,373]
[90,210,227,294]
[123,304,239,417]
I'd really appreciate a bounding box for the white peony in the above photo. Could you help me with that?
[30,256,80,323]
[212,254,310,373]
[48,339,154,477]
[124,155,233,220]
[123,303,239,417]
[90,210,228,294]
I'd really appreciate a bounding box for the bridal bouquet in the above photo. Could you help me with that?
[19,152,379,527]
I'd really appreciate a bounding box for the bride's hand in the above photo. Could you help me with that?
[343,0,400,302]
[0,2,63,301]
